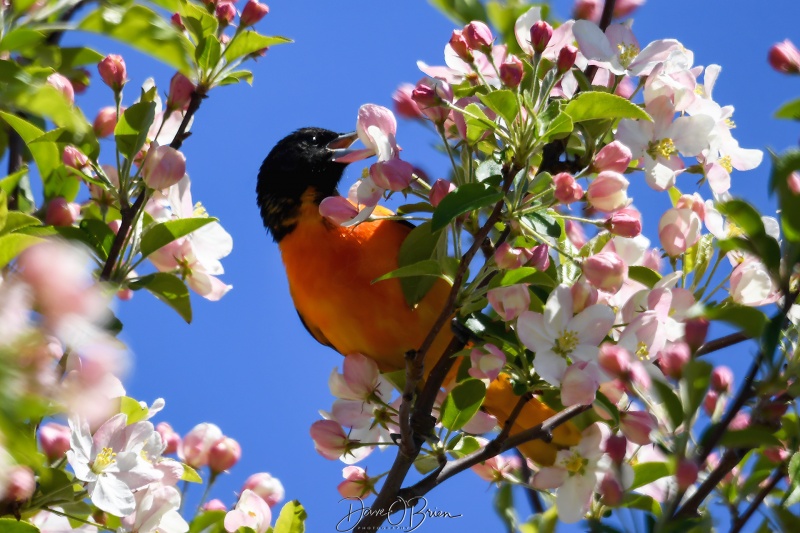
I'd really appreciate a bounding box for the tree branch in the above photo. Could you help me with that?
[675,449,744,519]
[516,448,545,514]
[695,331,750,357]
[599,0,617,32]
[730,464,785,533]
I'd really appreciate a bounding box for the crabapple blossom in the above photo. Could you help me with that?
[208,437,241,473]
[203,499,227,511]
[530,20,553,54]
[309,420,350,461]
[215,1,235,24]
[97,54,126,90]
[605,209,641,238]
[5,466,35,502]
[329,353,392,403]
[619,411,657,445]
[63,145,89,170]
[471,445,522,484]
[47,72,74,104]
[711,366,734,393]
[369,159,414,191]
[658,205,702,256]
[487,284,530,321]
[468,344,506,382]
[448,29,472,62]
[789,171,800,195]
[122,483,188,533]
[586,171,630,212]
[240,0,269,27]
[499,55,524,88]
[411,78,452,124]
[166,73,195,111]
[676,459,699,490]
[463,21,494,51]
[659,341,691,379]
[392,84,423,119]
[553,172,583,204]
[224,490,271,533]
[768,39,800,74]
[179,423,223,469]
[45,197,81,226]
[530,243,551,271]
[593,140,632,173]
[142,145,186,190]
[582,251,627,293]
[93,106,118,137]
[242,472,285,507]
[729,257,780,307]
[337,466,374,498]
[556,45,578,73]
[494,242,530,270]
[39,422,71,461]
[561,361,601,406]
[156,422,180,455]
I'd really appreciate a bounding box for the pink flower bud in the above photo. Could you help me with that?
[487,285,530,322]
[45,197,81,227]
[729,412,750,430]
[710,366,734,393]
[93,106,118,137]
[553,172,583,204]
[117,287,133,301]
[658,207,702,256]
[62,145,89,170]
[208,436,241,473]
[530,21,553,54]
[143,145,186,189]
[215,1,236,24]
[202,499,227,511]
[768,39,800,74]
[167,73,195,111]
[565,219,587,248]
[605,208,641,238]
[97,54,127,91]
[39,422,71,461]
[369,159,414,191]
[587,171,630,212]
[449,29,473,62]
[499,55,524,88]
[614,0,645,18]
[583,251,627,293]
[309,420,349,460]
[338,466,374,499]
[571,278,598,313]
[6,466,35,502]
[598,343,631,378]
[171,12,184,30]
[529,243,550,271]
[240,0,269,27]
[429,179,455,207]
[556,45,578,73]
[675,193,705,220]
[676,459,699,490]
[788,171,800,195]
[684,319,708,353]
[156,422,181,455]
[463,21,493,51]
[47,72,74,104]
[319,196,358,225]
[468,344,506,381]
[599,472,624,506]
[619,411,657,445]
[494,243,527,270]
[392,84,423,119]
[703,389,720,416]
[180,423,223,468]
[242,473,285,507]
[69,68,90,94]
[593,141,632,173]
[573,0,599,20]
[561,361,601,406]
[605,434,627,464]
[658,341,690,379]
[764,447,790,463]
[411,78,452,124]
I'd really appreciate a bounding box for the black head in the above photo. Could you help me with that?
[257,127,355,241]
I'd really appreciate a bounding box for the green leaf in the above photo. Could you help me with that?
[139,218,218,259]
[397,221,445,307]
[789,451,800,489]
[770,149,800,242]
[223,31,292,63]
[527,210,561,239]
[719,427,781,448]
[428,0,487,25]
[181,463,203,483]
[475,159,503,182]
[0,189,7,231]
[683,360,712,420]
[0,233,42,268]
[217,70,254,86]
[493,482,518,533]
[77,219,117,260]
[115,101,157,159]
[718,199,781,275]
[478,90,519,125]
[775,98,800,121]
[579,231,612,258]
[594,391,620,425]
[703,303,767,339]
[537,100,573,142]
[494,267,556,288]
[684,233,714,280]
[0,167,28,195]
[119,396,149,424]
[59,47,106,69]
[0,111,59,178]
[372,258,458,285]
[463,102,494,145]
[621,493,661,516]
[651,380,685,429]
[0,518,40,532]
[79,4,193,75]
[396,202,435,215]
[440,379,486,430]
[0,28,44,52]
[564,92,652,122]
[272,501,307,533]
[196,35,222,72]
[189,510,225,533]
[431,182,503,231]
[0,212,41,235]
[129,272,192,323]
[449,434,481,458]
[773,505,800,531]
[628,265,662,288]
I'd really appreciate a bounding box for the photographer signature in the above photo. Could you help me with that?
[336,496,462,532]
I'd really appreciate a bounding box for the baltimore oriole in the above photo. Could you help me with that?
[257,127,580,465]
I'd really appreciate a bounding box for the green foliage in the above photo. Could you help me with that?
[564,92,652,123]
[114,101,157,159]
[397,221,447,307]
[770,149,800,242]
[130,272,193,323]
[627,265,662,288]
[440,379,486,430]
[139,217,218,259]
[272,501,307,533]
[775,98,800,120]
[432,181,504,231]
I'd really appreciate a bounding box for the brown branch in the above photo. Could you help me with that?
[6,128,24,211]
[730,464,785,533]
[44,0,91,46]
[516,449,545,514]
[599,0,617,31]
[675,449,744,519]
[695,332,750,357]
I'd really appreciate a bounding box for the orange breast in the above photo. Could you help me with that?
[278,197,452,372]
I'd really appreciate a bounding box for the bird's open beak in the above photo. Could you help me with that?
[328,131,374,163]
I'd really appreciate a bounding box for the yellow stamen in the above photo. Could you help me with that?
[91,447,117,473]
[554,330,580,357]
[719,155,733,174]
[635,341,650,361]
[616,43,640,68]
[724,118,736,129]
[563,452,588,475]
[647,138,677,160]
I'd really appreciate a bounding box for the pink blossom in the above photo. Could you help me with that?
[684,318,708,352]
[599,472,624,506]
[710,366,734,393]
[658,342,690,379]
[224,489,271,533]
[605,208,641,238]
[619,410,657,445]
[167,73,195,111]
[605,434,627,464]
[556,45,578,73]
[449,29,473,62]
[309,420,350,460]
[62,145,89,170]
[587,171,630,212]
[143,145,186,190]
[571,278,598,314]
[729,412,750,431]
[369,159,414,191]
[499,55,524,88]
[768,39,800,74]
[530,20,553,54]
[582,251,627,293]
[180,422,223,468]
[6,466,35,502]
[45,197,81,227]
[240,0,269,27]
[472,450,521,483]
[242,472,285,507]
[463,21,494,51]
[594,141,632,173]
[47,73,74,104]
[39,422,71,462]
[429,178,455,207]
[553,172,583,204]
[412,78,452,124]
[208,436,241,473]
[561,361,601,406]
[566,219,587,248]
[215,1,236,24]
[93,106,118,137]
[487,284,530,322]
[337,466,374,499]
[788,172,800,194]
[329,353,392,403]
[203,499,227,511]
[676,459,699,490]
[97,54,126,90]
[729,257,780,307]
[392,84,423,119]
[494,242,529,270]
[658,206,702,256]
[170,12,184,29]
[156,423,181,455]
[704,389,721,416]
[598,343,631,377]
[468,344,506,381]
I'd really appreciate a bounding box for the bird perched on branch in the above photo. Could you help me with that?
[257,127,580,465]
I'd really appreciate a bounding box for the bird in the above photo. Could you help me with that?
[256,127,580,465]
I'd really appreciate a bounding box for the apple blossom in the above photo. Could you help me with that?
[208,436,241,473]
[530,20,553,54]
[561,361,601,406]
[710,366,734,393]
[605,209,641,238]
[179,422,223,468]
[338,466,374,498]
[47,72,74,104]
[729,257,780,307]
[658,341,690,379]
[155,423,181,455]
[39,422,72,461]
[392,84,423,119]
[582,251,627,293]
[45,197,81,227]
[463,21,494,51]
[167,73,195,111]
[768,39,800,74]
[240,0,269,27]
[471,447,522,484]
[530,243,551,271]
[593,140,632,173]
[605,434,627,464]
[5,466,35,502]
[215,1,235,24]
[658,205,702,256]
[676,459,699,490]
[789,171,800,195]
[242,472,285,507]
[449,29,473,62]
[556,45,578,73]
[309,420,350,461]
[586,171,630,212]
[499,55,524,88]
[98,54,126,90]
[553,172,583,204]
[123,483,188,533]
[143,145,186,190]
[429,178,455,207]
[619,411,657,445]
[468,344,506,382]
[411,78,452,124]
[63,145,89,170]
[369,158,414,191]
[487,284,530,322]
[224,489,271,533]
[170,12,184,29]
[203,499,227,511]
[599,472,624,506]
[494,242,529,270]
[93,106,118,137]
[329,353,392,403]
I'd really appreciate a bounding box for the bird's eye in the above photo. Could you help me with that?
[311,135,317,142]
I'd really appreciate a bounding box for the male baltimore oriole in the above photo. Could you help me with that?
[257,127,580,465]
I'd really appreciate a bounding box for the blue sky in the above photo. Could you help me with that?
[56,0,800,531]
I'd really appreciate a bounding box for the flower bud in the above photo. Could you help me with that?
[338,466,374,499]
[599,473,624,506]
[499,55,524,88]
[156,422,181,455]
[171,12,185,30]
[215,1,236,24]
[587,171,630,212]
[619,411,657,445]
[45,197,81,227]
[167,73,195,111]
[208,436,241,473]
[583,251,627,293]
[529,243,550,271]
[571,278,598,313]
[369,159,414,191]
[593,141,632,173]
[241,0,269,27]
[764,447,790,463]
[47,72,74,104]
[530,20,553,54]
[97,54,127,91]
[468,344,506,382]
[463,21,493,51]
[449,29,473,62]
[181,423,223,468]
[202,499,227,511]
[658,341,690,379]
[93,106,118,137]
[39,422,71,461]
[553,172,583,204]
[703,389,721,416]
[411,78,452,124]
[143,145,186,190]
[675,193,705,220]
[487,285,530,322]
[494,243,527,270]
[676,459,699,490]
[768,39,800,74]
[62,145,89,170]
[319,196,358,225]
[729,412,750,430]
[5,466,35,502]
[69,68,90,94]
[565,219,587,248]
[710,366,734,393]
[658,206,702,256]
[598,343,631,378]
[242,473,285,507]
[605,434,627,464]
[682,319,707,353]
[429,179,455,207]
[573,0,599,20]
[605,208,641,237]
[556,45,578,74]
[309,419,349,460]
[392,84,423,119]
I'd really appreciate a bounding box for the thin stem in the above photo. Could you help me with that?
[730,465,785,533]
[695,332,750,357]
[42,507,112,532]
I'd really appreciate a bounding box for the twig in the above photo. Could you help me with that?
[599,0,617,31]
[675,449,744,519]
[730,464,785,533]
[695,332,750,357]
[6,128,24,210]
[516,448,545,514]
